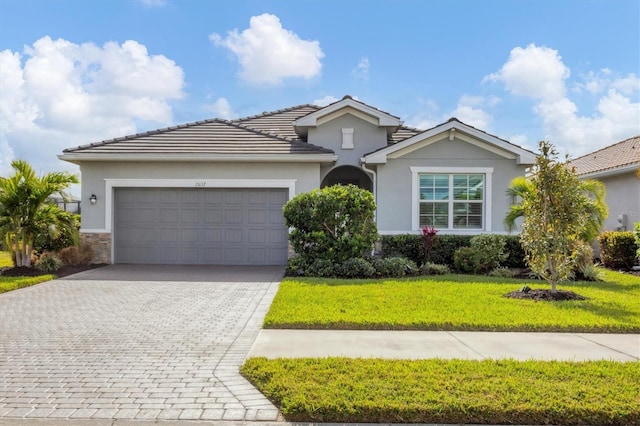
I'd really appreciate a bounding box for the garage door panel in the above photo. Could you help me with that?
[115,187,288,265]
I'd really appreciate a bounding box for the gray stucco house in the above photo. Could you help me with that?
[59,95,536,265]
[571,135,640,233]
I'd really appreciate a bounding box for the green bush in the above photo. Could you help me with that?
[635,223,640,260]
[283,185,378,265]
[35,253,62,272]
[419,262,450,275]
[373,257,416,278]
[32,211,80,254]
[285,256,309,277]
[453,234,507,274]
[381,234,472,267]
[598,231,637,269]
[503,235,526,268]
[335,258,376,278]
[488,267,516,278]
[306,258,336,277]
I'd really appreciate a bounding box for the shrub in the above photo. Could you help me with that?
[453,234,507,275]
[503,235,527,268]
[598,231,637,269]
[32,211,80,254]
[572,241,597,281]
[635,223,640,260]
[285,256,309,277]
[380,234,472,267]
[306,258,336,278]
[577,263,604,282]
[335,258,376,278]
[419,262,450,275]
[35,253,62,272]
[283,185,378,265]
[58,243,94,266]
[373,257,416,278]
[489,267,516,278]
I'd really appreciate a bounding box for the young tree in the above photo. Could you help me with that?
[0,160,78,267]
[514,141,605,291]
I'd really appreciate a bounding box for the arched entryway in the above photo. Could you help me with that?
[321,165,373,191]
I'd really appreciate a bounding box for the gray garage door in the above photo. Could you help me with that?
[114,188,288,265]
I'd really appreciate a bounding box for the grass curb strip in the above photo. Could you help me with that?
[242,357,640,425]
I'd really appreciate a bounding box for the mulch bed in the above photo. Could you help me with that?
[0,264,107,279]
[504,287,587,301]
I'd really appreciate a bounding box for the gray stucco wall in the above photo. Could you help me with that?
[308,113,388,181]
[375,137,527,234]
[597,172,640,232]
[79,161,321,231]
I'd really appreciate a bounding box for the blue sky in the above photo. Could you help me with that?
[1,0,639,185]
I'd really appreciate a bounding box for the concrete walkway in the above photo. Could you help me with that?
[0,265,283,422]
[249,329,640,361]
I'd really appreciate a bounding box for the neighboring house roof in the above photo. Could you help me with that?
[363,117,537,165]
[570,135,640,178]
[60,119,336,164]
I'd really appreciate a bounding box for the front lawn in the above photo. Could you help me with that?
[242,357,640,425]
[0,275,55,294]
[0,251,12,267]
[264,270,640,333]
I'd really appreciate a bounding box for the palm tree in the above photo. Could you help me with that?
[0,160,78,267]
[504,174,608,243]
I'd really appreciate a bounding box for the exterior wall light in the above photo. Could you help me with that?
[90,194,97,205]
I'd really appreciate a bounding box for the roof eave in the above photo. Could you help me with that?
[577,163,640,179]
[58,153,338,164]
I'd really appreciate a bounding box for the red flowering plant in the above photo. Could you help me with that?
[421,225,439,263]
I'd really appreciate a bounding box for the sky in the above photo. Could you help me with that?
[1,0,639,193]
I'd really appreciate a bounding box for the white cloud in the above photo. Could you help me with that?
[353,57,370,80]
[210,13,324,86]
[487,44,640,155]
[0,36,184,181]
[313,95,339,106]
[206,97,237,119]
[484,44,570,101]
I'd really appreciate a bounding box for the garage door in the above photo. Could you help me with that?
[114,188,288,265]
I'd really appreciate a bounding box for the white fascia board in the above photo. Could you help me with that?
[294,98,402,128]
[578,163,640,179]
[362,121,536,165]
[58,153,338,164]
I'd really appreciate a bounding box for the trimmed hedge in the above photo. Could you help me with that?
[598,231,637,269]
[380,234,526,268]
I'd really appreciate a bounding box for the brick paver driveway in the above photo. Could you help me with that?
[0,265,283,421]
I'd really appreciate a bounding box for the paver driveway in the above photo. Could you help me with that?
[0,265,283,421]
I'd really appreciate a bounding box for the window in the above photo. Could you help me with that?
[411,167,493,231]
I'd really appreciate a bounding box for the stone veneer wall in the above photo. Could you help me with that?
[81,232,112,264]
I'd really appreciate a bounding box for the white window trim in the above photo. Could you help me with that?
[410,167,493,232]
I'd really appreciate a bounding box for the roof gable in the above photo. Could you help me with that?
[570,135,640,177]
[293,95,403,137]
[363,118,536,165]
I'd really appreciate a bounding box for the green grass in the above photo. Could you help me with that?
[0,275,55,294]
[0,251,13,267]
[242,357,640,425]
[264,270,640,332]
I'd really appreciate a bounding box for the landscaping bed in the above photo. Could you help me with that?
[242,357,640,425]
[264,270,640,333]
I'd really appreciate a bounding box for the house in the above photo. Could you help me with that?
[570,136,640,234]
[59,95,536,265]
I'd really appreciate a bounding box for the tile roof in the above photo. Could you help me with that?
[570,135,640,176]
[234,104,320,140]
[63,119,334,155]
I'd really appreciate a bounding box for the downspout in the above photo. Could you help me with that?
[360,158,377,220]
